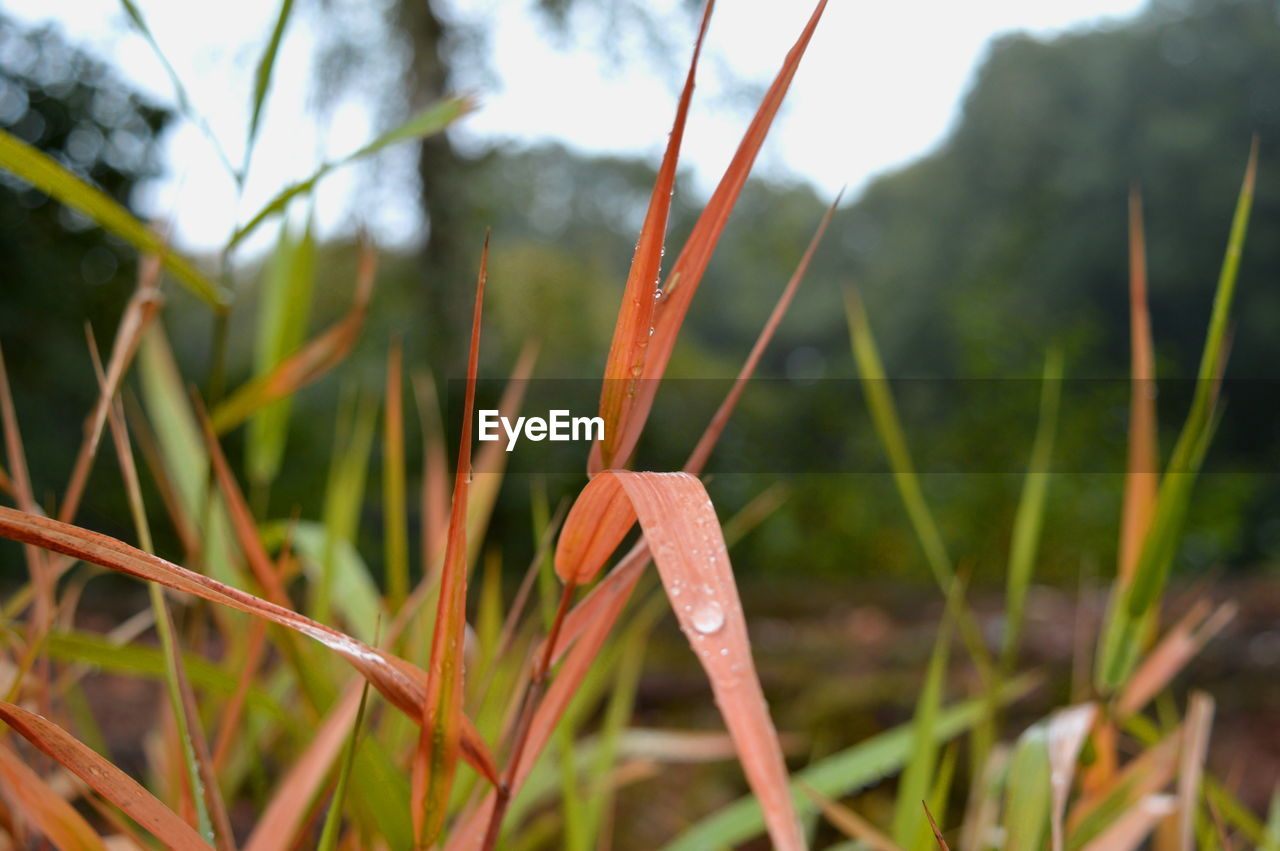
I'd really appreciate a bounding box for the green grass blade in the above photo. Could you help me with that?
[1262,786,1280,851]
[1002,724,1051,851]
[244,0,296,174]
[661,675,1037,851]
[844,287,951,587]
[1098,141,1257,691]
[316,677,372,851]
[0,130,227,308]
[892,598,955,850]
[117,0,238,181]
[1001,349,1063,671]
[316,390,379,628]
[262,520,382,643]
[228,96,474,250]
[248,218,315,491]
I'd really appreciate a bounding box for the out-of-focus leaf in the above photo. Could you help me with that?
[1175,692,1214,850]
[801,782,900,851]
[659,676,1037,851]
[1004,723,1052,851]
[1098,141,1257,691]
[1046,703,1097,851]
[1002,349,1062,670]
[229,97,474,249]
[1263,787,1280,851]
[0,129,226,307]
[1117,601,1234,717]
[212,244,376,434]
[384,340,410,607]
[0,700,208,849]
[248,217,315,489]
[116,0,237,179]
[61,261,163,525]
[244,0,295,170]
[315,389,379,627]
[0,740,106,851]
[1119,187,1158,585]
[1080,795,1176,851]
[892,597,954,851]
[263,520,382,643]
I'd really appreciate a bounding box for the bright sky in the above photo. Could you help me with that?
[6,0,1148,256]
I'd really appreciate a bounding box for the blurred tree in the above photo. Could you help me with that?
[0,15,169,528]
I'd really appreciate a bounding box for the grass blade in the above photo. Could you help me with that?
[1117,600,1234,717]
[660,676,1038,851]
[0,129,227,307]
[212,242,376,434]
[0,740,106,851]
[0,504,497,779]
[1098,140,1258,691]
[601,0,829,471]
[1081,795,1176,851]
[116,0,237,180]
[557,471,805,849]
[385,339,410,607]
[1119,187,1159,585]
[316,677,373,851]
[0,700,208,849]
[1003,723,1052,851]
[244,0,296,173]
[411,235,488,846]
[1176,692,1215,851]
[592,0,713,470]
[891,583,957,851]
[1001,349,1063,670]
[801,782,900,850]
[248,216,316,491]
[1046,703,1097,851]
[228,97,474,250]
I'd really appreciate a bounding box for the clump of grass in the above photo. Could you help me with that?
[0,1,1271,849]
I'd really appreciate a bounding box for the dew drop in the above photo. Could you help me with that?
[691,603,725,635]
[630,365,643,377]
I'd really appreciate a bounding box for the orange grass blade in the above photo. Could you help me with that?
[1069,727,1181,835]
[467,339,538,565]
[411,235,488,846]
[0,740,106,851]
[800,782,901,851]
[0,700,208,849]
[1119,187,1158,585]
[1116,601,1235,717]
[413,370,451,575]
[1081,795,1176,851]
[198,400,292,606]
[593,0,714,471]
[555,471,804,849]
[597,0,829,472]
[1176,692,1214,851]
[0,505,496,779]
[210,243,377,434]
[60,255,163,525]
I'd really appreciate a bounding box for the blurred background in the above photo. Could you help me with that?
[2,0,1278,835]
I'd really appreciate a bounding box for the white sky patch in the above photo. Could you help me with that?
[6,0,1145,257]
